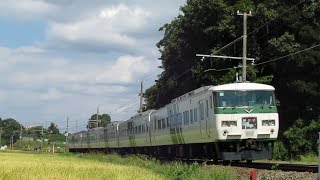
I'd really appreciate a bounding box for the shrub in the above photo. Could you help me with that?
[273,140,288,160]
[283,118,320,159]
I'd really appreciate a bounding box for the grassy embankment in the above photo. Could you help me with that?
[12,140,66,152]
[0,151,237,180]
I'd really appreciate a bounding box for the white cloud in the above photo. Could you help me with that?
[0,0,57,20]
[96,55,152,83]
[46,4,152,53]
[40,88,63,101]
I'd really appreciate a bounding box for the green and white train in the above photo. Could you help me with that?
[68,82,278,161]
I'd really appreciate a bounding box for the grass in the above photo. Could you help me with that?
[298,153,318,163]
[0,151,237,180]
[13,140,66,152]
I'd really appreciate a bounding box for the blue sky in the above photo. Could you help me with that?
[0,18,45,47]
[0,0,186,132]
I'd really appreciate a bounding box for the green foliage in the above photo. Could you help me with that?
[47,122,60,134]
[63,153,237,180]
[87,113,111,129]
[283,118,320,159]
[272,140,288,161]
[25,126,45,140]
[0,118,22,145]
[299,153,318,163]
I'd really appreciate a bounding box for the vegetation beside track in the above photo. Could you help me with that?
[0,151,237,180]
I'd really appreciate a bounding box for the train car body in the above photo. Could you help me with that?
[68,82,279,161]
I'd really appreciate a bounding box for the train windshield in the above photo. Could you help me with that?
[214,90,275,107]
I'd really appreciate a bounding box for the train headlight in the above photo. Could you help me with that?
[223,130,228,136]
[262,120,275,126]
[270,129,275,134]
[221,121,237,127]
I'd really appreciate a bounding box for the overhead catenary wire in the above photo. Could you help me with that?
[205,43,320,72]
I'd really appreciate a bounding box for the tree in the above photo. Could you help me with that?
[25,126,44,140]
[0,118,23,145]
[47,122,60,134]
[87,113,111,129]
[145,0,320,130]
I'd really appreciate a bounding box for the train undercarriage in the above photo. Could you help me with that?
[68,139,274,162]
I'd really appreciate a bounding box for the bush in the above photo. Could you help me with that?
[273,140,288,160]
[283,118,320,159]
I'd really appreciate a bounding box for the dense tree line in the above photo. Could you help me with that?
[87,113,111,129]
[144,0,320,131]
[144,0,320,159]
[0,118,63,146]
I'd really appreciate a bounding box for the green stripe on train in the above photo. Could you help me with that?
[214,106,277,114]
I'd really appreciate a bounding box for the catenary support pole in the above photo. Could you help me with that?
[237,11,252,82]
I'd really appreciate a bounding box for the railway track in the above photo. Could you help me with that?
[162,158,318,173]
[230,162,318,173]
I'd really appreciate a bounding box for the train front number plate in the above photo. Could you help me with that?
[242,117,257,129]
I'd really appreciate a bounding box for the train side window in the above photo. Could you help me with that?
[154,119,157,131]
[158,119,161,130]
[190,109,193,124]
[162,119,166,129]
[194,108,198,122]
[166,117,170,128]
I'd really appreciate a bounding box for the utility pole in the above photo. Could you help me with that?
[41,124,44,152]
[196,11,254,83]
[75,120,78,132]
[19,125,22,149]
[237,11,252,82]
[66,116,69,152]
[0,127,3,147]
[96,107,99,128]
[11,134,14,150]
[139,81,143,113]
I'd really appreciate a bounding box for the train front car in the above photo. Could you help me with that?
[211,83,279,161]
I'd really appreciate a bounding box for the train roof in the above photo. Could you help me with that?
[171,86,212,103]
[209,82,275,91]
[129,109,156,119]
[170,83,274,103]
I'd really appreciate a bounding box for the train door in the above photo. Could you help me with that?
[199,97,211,139]
[146,113,152,145]
[152,116,156,143]
[205,97,211,137]
[199,100,205,138]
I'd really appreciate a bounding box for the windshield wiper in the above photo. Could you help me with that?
[259,105,273,109]
[222,105,240,110]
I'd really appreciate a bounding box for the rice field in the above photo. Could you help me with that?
[0,151,237,180]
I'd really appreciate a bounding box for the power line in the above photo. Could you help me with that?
[254,43,320,66]
[205,43,320,72]
[213,0,309,56]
